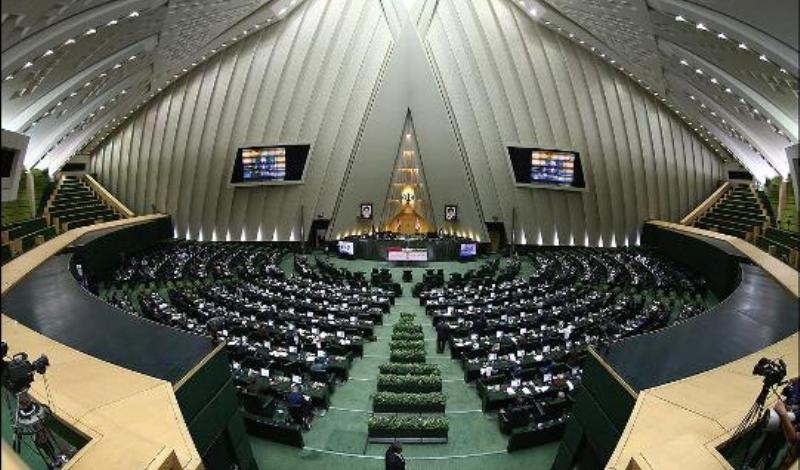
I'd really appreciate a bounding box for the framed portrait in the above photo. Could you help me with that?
[444,204,458,221]
[360,203,373,220]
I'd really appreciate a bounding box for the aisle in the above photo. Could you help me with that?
[249,258,559,470]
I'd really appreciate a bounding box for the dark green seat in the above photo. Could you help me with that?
[19,226,56,251]
[764,228,799,247]
[2,217,48,240]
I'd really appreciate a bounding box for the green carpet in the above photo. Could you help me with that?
[249,255,560,470]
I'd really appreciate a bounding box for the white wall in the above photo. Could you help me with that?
[89,0,724,244]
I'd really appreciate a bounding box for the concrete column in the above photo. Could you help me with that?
[26,170,36,217]
[777,178,788,226]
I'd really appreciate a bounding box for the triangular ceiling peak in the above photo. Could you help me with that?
[381,111,436,234]
[329,0,486,241]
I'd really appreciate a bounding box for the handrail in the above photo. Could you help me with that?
[680,181,731,225]
[82,174,135,218]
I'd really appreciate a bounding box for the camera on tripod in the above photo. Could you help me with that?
[1,341,74,470]
[2,344,50,394]
[753,357,787,390]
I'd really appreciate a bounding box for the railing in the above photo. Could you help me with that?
[680,181,731,226]
[82,174,135,218]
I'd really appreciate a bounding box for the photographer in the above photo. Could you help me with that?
[774,377,799,470]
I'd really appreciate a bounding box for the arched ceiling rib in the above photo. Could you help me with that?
[1,0,797,181]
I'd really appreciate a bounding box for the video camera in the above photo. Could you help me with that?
[753,357,787,390]
[1,341,50,395]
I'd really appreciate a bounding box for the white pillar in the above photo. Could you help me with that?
[26,170,36,217]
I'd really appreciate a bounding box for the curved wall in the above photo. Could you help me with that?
[89,0,724,244]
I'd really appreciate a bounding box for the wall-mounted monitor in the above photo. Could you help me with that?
[230,144,310,186]
[338,241,354,256]
[508,146,585,190]
[444,204,458,221]
[1,129,30,202]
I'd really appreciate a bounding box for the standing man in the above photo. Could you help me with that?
[435,320,449,354]
[385,442,405,470]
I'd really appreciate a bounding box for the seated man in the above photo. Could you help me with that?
[287,385,312,430]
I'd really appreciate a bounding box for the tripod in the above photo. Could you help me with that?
[7,390,71,470]
[726,382,785,470]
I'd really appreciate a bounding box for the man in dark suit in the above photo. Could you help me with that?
[435,321,449,354]
[385,442,405,470]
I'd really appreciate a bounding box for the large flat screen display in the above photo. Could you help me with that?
[508,146,585,190]
[230,144,310,186]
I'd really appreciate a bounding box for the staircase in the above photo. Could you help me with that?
[45,176,122,233]
[694,185,770,239]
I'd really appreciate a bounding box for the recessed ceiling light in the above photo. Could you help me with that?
[695,23,708,31]
[129,55,137,60]
[675,15,687,22]
[4,75,13,81]
[758,54,768,62]
[22,61,33,69]
[679,59,689,66]
[128,11,139,17]
[85,28,97,35]
[717,32,727,40]
[710,78,718,84]
[107,19,118,26]
[64,38,76,45]
[43,50,54,57]
[738,43,748,50]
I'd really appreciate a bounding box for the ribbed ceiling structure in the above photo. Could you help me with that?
[2,0,307,171]
[1,0,797,182]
